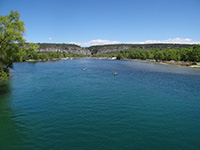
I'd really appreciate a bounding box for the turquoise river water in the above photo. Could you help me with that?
[0,59,200,150]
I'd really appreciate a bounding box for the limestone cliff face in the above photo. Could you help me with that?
[38,43,193,55]
[38,43,91,55]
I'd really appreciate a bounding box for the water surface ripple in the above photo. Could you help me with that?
[0,59,200,150]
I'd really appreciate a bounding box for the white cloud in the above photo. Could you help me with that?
[70,38,200,47]
[48,37,52,40]
[128,38,197,44]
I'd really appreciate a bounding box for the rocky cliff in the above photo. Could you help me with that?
[38,43,194,55]
[38,43,91,55]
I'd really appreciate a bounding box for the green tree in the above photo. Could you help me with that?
[164,49,178,61]
[26,43,39,60]
[191,45,200,62]
[0,10,39,80]
[116,53,123,60]
[140,51,147,59]
[155,51,164,61]
[179,48,188,61]
[0,10,26,68]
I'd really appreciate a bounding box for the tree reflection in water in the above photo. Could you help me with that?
[0,81,25,150]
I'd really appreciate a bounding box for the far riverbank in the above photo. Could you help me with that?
[25,56,200,68]
[130,59,200,68]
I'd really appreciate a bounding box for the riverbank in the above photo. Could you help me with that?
[25,56,117,62]
[154,60,200,68]
[25,57,200,68]
[130,59,200,68]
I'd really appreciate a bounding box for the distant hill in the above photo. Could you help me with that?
[37,43,194,55]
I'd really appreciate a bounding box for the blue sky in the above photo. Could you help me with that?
[1,0,200,46]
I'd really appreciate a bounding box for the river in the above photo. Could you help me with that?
[0,59,200,150]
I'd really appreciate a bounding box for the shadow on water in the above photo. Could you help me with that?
[0,81,25,150]
[0,81,11,96]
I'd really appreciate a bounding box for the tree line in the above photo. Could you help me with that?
[93,45,200,62]
[124,45,200,62]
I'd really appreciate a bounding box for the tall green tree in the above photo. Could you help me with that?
[0,10,38,80]
[0,10,26,68]
[191,45,200,62]
[155,51,164,60]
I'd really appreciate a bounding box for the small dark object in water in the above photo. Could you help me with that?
[113,72,117,76]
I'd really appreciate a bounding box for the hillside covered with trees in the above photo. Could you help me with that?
[94,45,200,62]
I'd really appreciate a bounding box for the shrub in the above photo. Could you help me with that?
[192,62,197,65]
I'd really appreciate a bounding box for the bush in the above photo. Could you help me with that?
[192,62,197,65]
[116,53,123,60]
